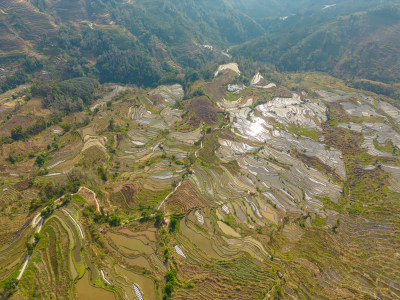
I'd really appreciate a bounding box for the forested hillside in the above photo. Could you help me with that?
[1,0,400,95]
[231,4,400,86]
[0,0,264,91]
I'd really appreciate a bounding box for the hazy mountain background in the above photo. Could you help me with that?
[1,0,399,95]
[231,2,400,86]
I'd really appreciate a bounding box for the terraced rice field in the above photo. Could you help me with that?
[1,69,400,299]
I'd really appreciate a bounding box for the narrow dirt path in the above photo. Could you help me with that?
[157,180,183,210]
[77,187,100,212]
[195,141,203,158]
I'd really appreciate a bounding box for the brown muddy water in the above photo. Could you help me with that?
[76,272,115,300]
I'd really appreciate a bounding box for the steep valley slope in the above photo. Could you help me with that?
[0,64,399,299]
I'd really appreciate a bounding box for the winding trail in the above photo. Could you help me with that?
[195,141,203,158]
[18,212,47,281]
[156,135,204,211]
[31,194,67,228]
[77,187,100,212]
[157,135,205,211]
[157,180,183,210]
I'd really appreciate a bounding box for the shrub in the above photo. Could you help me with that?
[164,268,178,298]
[40,207,54,219]
[11,126,25,141]
[7,154,17,164]
[35,153,46,167]
[108,214,121,227]
[155,212,164,226]
[60,122,72,132]
[169,215,180,232]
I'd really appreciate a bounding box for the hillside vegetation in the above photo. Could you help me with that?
[2,0,400,95]
[232,4,400,85]
[0,0,264,90]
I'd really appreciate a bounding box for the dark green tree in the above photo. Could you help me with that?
[11,126,25,141]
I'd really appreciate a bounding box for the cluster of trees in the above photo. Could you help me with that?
[0,55,44,94]
[82,206,121,227]
[40,207,54,219]
[350,79,400,99]
[0,71,27,93]
[29,171,83,211]
[9,115,57,142]
[31,77,99,113]
[22,57,43,74]
[164,268,178,299]
[96,47,162,86]
[3,115,66,159]
[55,26,166,87]
[1,278,18,298]
[169,215,179,233]
[115,0,264,45]
[162,266,194,298]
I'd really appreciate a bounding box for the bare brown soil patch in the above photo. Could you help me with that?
[20,98,52,117]
[119,183,140,207]
[12,179,30,192]
[204,71,237,101]
[322,120,396,212]
[149,94,164,105]
[64,112,89,124]
[0,115,35,138]
[185,96,222,127]
[77,187,99,211]
[322,124,362,156]
[165,180,212,214]
[0,158,35,176]
[274,87,293,98]
[1,139,43,157]
[80,145,108,165]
